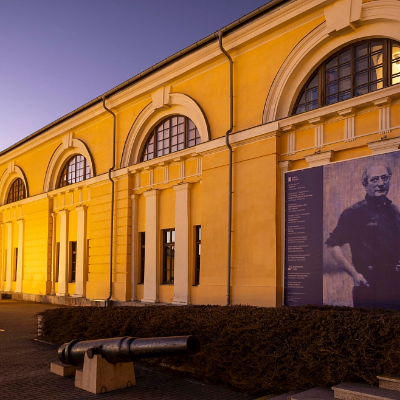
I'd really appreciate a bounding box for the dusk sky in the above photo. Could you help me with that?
[1,0,271,152]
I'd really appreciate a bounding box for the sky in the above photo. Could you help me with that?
[0,0,271,152]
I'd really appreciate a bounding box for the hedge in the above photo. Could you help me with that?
[38,305,400,396]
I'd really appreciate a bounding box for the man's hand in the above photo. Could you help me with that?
[352,272,369,287]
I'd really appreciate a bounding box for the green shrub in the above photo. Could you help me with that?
[38,305,400,395]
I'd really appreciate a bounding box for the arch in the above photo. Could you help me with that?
[43,138,95,192]
[121,92,210,167]
[0,165,29,206]
[263,4,400,123]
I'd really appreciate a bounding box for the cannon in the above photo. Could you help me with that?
[52,336,200,394]
[58,335,200,366]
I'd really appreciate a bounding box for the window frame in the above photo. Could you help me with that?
[6,178,26,204]
[162,229,175,284]
[194,226,201,286]
[69,241,77,283]
[58,154,91,189]
[293,39,400,115]
[139,232,145,284]
[141,115,201,162]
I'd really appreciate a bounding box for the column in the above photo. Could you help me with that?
[142,190,159,303]
[173,183,191,305]
[15,220,24,293]
[57,209,69,296]
[5,222,12,291]
[130,194,139,301]
[74,206,87,297]
[50,212,56,295]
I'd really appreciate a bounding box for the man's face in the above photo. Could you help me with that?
[365,165,391,197]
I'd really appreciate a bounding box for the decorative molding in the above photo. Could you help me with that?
[374,98,392,134]
[344,115,356,142]
[263,5,400,123]
[324,0,362,36]
[279,160,291,173]
[151,86,171,110]
[62,132,74,150]
[305,150,333,167]
[43,138,95,192]
[121,92,210,168]
[337,107,355,117]
[287,132,296,155]
[0,165,29,206]
[368,136,400,155]
[309,119,325,149]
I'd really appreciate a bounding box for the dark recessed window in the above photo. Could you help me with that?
[139,232,145,284]
[293,40,400,115]
[194,226,201,286]
[58,155,91,188]
[70,241,77,283]
[162,229,175,284]
[141,116,201,162]
[7,178,26,204]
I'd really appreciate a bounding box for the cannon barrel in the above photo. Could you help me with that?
[58,336,200,366]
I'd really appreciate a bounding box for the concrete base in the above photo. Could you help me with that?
[378,375,400,391]
[75,353,136,394]
[50,361,81,377]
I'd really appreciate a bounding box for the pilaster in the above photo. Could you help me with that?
[142,190,159,303]
[130,194,139,301]
[74,205,87,297]
[57,209,69,296]
[15,219,24,293]
[172,183,191,305]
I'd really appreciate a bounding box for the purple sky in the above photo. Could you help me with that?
[0,0,271,152]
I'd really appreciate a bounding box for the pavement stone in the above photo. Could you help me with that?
[0,300,258,400]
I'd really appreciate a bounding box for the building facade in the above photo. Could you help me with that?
[1,0,400,307]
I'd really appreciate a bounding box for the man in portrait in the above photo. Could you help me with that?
[325,163,400,309]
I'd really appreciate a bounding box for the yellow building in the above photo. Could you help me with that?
[1,0,400,308]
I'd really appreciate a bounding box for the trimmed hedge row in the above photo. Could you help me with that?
[38,305,400,395]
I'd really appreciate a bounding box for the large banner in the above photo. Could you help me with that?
[284,151,400,309]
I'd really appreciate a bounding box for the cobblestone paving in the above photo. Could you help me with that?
[0,300,257,400]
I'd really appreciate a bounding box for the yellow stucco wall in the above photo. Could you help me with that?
[1,0,399,309]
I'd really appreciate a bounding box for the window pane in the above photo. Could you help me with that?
[370,67,383,82]
[339,64,351,78]
[338,91,351,102]
[171,230,175,242]
[339,77,351,91]
[369,81,383,92]
[355,85,368,96]
[326,82,337,95]
[355,71,368,86]
[355,57,368,72]
[296,104,306,114]
[326,94,338,105]
[339,49,351,64]
[326,57,337,70]
[326,69,337,82]
[370,41,383,53]
[370,52,383,67]
[308,74,318,88]
[355,43,368,58]
[392,74,400,85]
[298,92,305,105]
[306,88,318,102]
[306,101,318,111]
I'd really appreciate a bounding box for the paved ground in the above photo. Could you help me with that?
[0,300,259,399]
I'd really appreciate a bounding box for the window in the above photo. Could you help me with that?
[162,229,175,284]
[293,40,400,114]
[58,155,91,188]
[70,241,77,283]
[141,116,201,162]
[194,226,201,285]
[14,248,18,281]
[7,178,26,204]
[139,232,145,284]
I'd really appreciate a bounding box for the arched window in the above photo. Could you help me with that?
[58,155,91,188]
[7,178,26,204]
[141,116,201,162]
[293,39,400,115]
